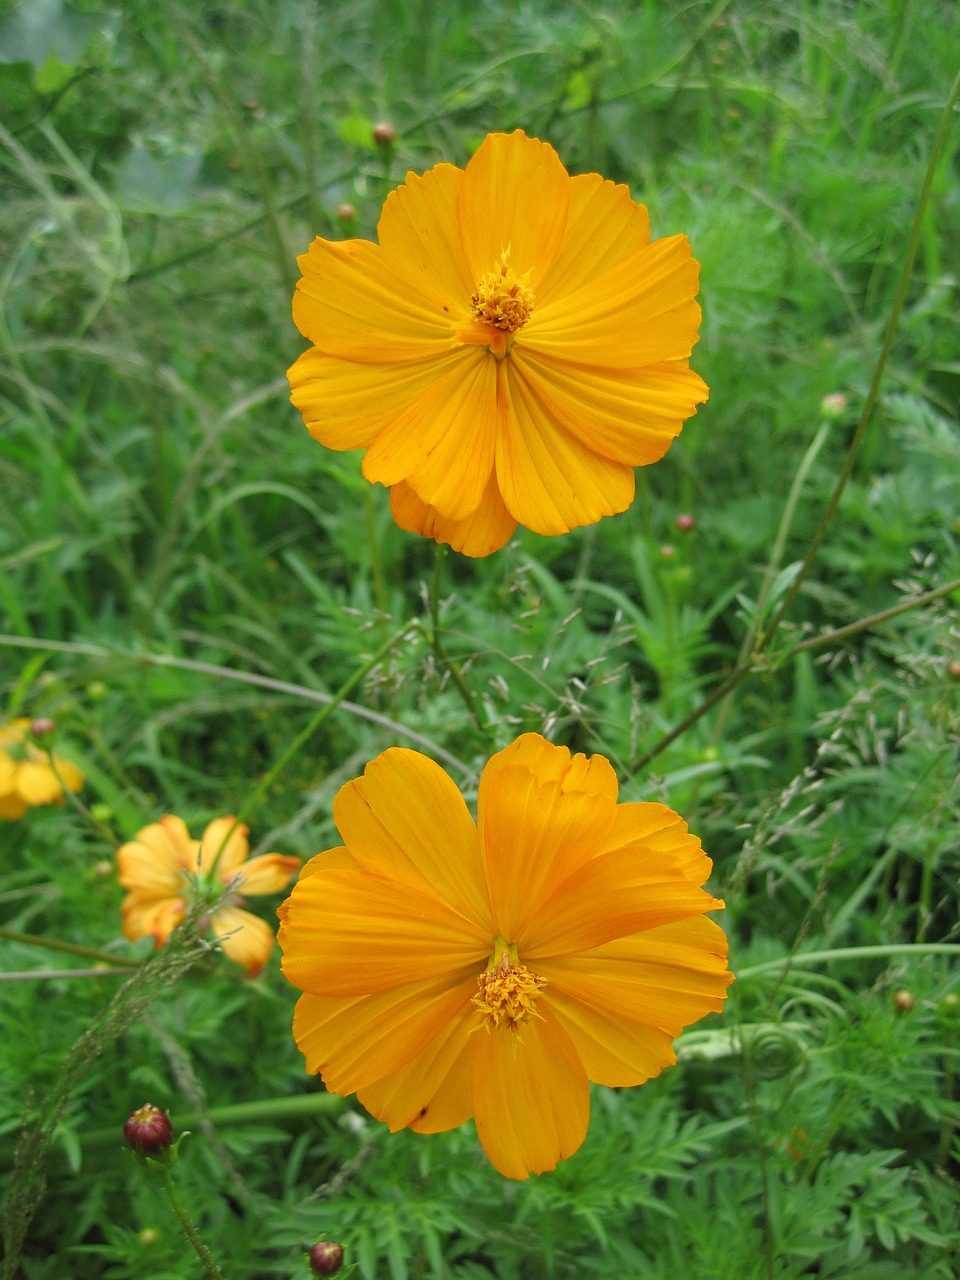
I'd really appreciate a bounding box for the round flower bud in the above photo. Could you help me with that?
[820,392,848,421]
[892,989,915,1014]
[947,660,960,682]
[309,1241,345,1276]
[29,718,56,742]
[673,513,696,532]
[123,1104,173,1156]
[372,121,396,147]
[336,202,356,223]
[658,544,676,559]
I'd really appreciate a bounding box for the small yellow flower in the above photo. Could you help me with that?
[117,816,300,977]
[278,733,732,1179]
[288,130,708,557]
[0,719,84,820]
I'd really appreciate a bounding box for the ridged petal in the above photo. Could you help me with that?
[472,1005,589,1179]
[232,853,301,896]
[544,986,678,1086]
[292,973,477,1094]
[523,235,701,369]
[389,474,516,557]
[511,348,707,466]
[288,348,467,452]
[209,905,275,976]
[479,734,618,802]
[279,867,490,996]
[457,132,570,287]
[362,349,498,519]
[598,802,713,886]
[332,748,493,929]
[497,362,635,535]
[293,238,456,362]
[377,161,475,306]
[478,762,617,942]
[536,172,650,307]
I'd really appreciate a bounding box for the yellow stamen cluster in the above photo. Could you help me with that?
[470,255,534,333]
[473,951,546,1032]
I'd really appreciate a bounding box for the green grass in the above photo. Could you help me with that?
[1,0,959,1276]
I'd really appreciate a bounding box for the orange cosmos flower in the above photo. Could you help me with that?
[0,719,84,820]
[278,733,731,1179]
[117,816,300,976]
[288,130,707,557]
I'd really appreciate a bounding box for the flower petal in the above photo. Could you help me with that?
[292,973,477,1094]
[390,474,516,557]
[122,894,186,945]
[377,161,475,306]
[279,867,490,996]
[536,916,732,1038]
[209,904,275,976]
[232,853,301,896]
[472,1005,589,1179]
[198,817,249,879]
[117,816,193,895]
[478,762,617,942]
[14,761,63,806]
[293,238,456,362]
[288,348,466,452]
[480,733,618,802]
[332,748,493,930]
[362,349,498,519]
[497,361,635,535]
[524,235,701,369]
[457,132,570,287]
[511,348,707,466]
[536,172,650,308]
[522,847,722,959]
[357,998,477,1132]
[544,986,678,1086]
[598,802,714,886]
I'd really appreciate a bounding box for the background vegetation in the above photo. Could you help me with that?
[1,0,958,1276]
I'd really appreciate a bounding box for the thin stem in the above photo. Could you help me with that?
[161,1170,225,1280]
[737,943,960,981]
[788,576,960,653]
[0,926,139,969]
[427,546,486,734]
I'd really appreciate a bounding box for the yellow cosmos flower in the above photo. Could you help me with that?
[278,733,732,1179]
[117,816,300,977]
[288,130,708,557]
[0,719,84,820]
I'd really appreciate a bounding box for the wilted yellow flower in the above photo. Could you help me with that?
[117,816,300,976]
[0,719,84,820]
[278,734,731,1179]
[288,130,707,556]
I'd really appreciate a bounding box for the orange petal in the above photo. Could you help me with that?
[389,474,516,557]
[536,172,650,308]
[198,817,249,879]
[288,347,468,452]
[457,132,570,288]
[479,733,618,802]
[291,973,477,1094]
[522,847,722,959]
[361,349,498,519]
[536,916,733,1039]
[472,1005,589,1179]
[209,905,275,976]
[14,761,62,806]
[122,894,186,945]
[598,802,714,887]
[332,748,493,930]
[544,986,678,1086]
[377,161,475,307]
[232,853,301,896]
[511,348,707,466]
[478,763,617,942]
[497,362,635,535]
[0,790,28,820]
[279,867,490,997]
[116,817,193,894]
[293,238,456,362]
[523,235,701,369]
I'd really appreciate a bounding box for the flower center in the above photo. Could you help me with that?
[472,945,546,1033]
[470,252,534,334]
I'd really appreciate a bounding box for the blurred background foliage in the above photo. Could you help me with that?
[0,0,958,1276]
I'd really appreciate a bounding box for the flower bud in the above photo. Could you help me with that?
[309,1241,344,1276]
[372,121,396,147]
[124,1104,173,1156]
[892,989,915,1014]
[29,718,56,743]
[658,544,676,559]
[947,660,960,682]
[673,513,696,532]
[336,202,356,224]
[820,392,848,421]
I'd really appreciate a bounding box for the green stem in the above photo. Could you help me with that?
[0,926,139,969]
[788,576,960,653]
[737,943,960,981]
[162,1170,225,1280]
[427,546,486,734]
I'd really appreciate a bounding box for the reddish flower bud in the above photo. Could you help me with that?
[336,202,356,223]
[372,121,396,147]
[29,718,56,742]
[309,1241,344,1276]
[658,544,676,559]
[124,1104,173,1156]
[673,513,696,532]
[892,989,915,1014]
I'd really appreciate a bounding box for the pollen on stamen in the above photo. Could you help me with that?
[470,253,534,334]
[472,951,546,1033]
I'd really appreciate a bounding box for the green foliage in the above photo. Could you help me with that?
[1,0,959,1276]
